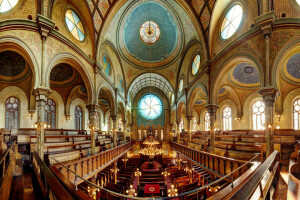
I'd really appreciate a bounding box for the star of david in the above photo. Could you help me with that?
[149,187,155,192]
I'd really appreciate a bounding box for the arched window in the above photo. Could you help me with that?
[0,0,18,13]
[5,97,19,129]
[179,119,184,132]
[293,99,300,130]
[223,106,232,130]
[205,112,210,131]
[45,99,56,128]
[192,117,197,131]
[75,106,83,130]
[118,117,123,131]
[252,100,265,130]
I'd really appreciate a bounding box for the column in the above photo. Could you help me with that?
[258,88,278,157]
[176,120,180,143]
[34,88,51,160]
[111,115,117,147]
[205,105,219,153]
[87,105,99,155]
[122,120,126,142]
[186,115,193,146]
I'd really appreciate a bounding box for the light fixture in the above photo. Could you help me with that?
[126,185,137,197]
[168,185,178,197]
[134,168,142,185]
[139,135,164,158]
[276,114,283,121]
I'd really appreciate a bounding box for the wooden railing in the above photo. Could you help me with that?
[32,151,91,200]
[170,142,257,180]
[53,142,133,184]
[0,142,18,200]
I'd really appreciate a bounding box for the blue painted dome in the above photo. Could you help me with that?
[232,63,260,84]
[287,53,300,79]
[118,0,183,68]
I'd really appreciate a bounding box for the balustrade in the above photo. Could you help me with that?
[53,142,133,184]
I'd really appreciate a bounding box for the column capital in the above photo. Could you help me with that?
[33,88,51,99]
[110,114,118,121]
[255,11,276,36]
[37,14,55,39]
[86,104,100,112]
[205,104,219,113]
[258,87,278,105]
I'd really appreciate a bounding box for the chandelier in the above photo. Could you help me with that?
[139,135,163,158]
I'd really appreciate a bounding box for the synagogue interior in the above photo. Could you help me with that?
[0,0,299,199]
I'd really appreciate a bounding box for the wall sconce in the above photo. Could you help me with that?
[65,115,72,122]
[28,110,36,120]
[276,114,283,121]
[234,117,241,121]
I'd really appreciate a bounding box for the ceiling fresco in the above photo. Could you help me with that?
[0,51,26,77]
[117,0,183,68]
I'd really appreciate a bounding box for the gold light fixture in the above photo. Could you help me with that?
[139,135,163,158]
[126,185,137,197]
[168,185,178,197]
[135,168,142,185]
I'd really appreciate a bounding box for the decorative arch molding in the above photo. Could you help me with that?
[46,53,94,104]
[97,82,115,100]
[97,83,116,114]
[100,41,126,94]
[0,37,40,89]
[281,87,300,129]
[176,100,186,121]
[65,85,84,116]
[117,101,126,120]
[271,38,300,87]
[218,85,243,118]
[211,53,263,104]
[187,83,208,116]
[177,40,205,85]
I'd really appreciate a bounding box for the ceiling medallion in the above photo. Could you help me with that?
[140,20,160,45]
[244,66,254,74]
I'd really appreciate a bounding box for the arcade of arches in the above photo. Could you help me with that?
[0,0,299,200]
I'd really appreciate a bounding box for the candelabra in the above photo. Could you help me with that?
[162,168,170,185]
[110,167,119,184]
[208,185,221,194]
[167,185,178,197]
[134,168,142,185]
[184,167,194,182]
[175,158,182,169]
[126,185,137,197]
[122,157,129,169]
[87,185,99,200]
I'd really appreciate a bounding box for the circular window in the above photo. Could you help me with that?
[140,20,160,45]
[192,55,201,75]
[221,5,243,40]
[65,9,85,41]
[0,0,18,13]
[179,79,183,93]
[138,94,163,120]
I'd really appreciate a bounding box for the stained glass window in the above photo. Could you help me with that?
[5,96,19,129]
[221,5,243,40]
[252,100,265,130]
[192,55,200,75]
[138,94,163,120]
[0,0,18,13]
[140,20,160,45]
[118,117,123,131]
[223,106,232,130]
[179,79,183,93]
[45,99,56,128]
[75,106,83,130]
[293,99,300,130]
[179,119,184,132]
[192,117,197,131]
[205,112,210,131]
[103,56,111,76]
[65,9,85,41]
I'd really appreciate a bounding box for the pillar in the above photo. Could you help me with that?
[122,120,126,142]
[34,88,51,160]
[87,105,99,155]
[186,115,193,146]
[258,88,278,157]
[205,105,219,153]
[111,115,117,147]
[176,120,180,143]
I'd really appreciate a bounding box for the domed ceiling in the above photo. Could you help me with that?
[50,63,78,86]
[230,63,260,87]
[117,0,183,69]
